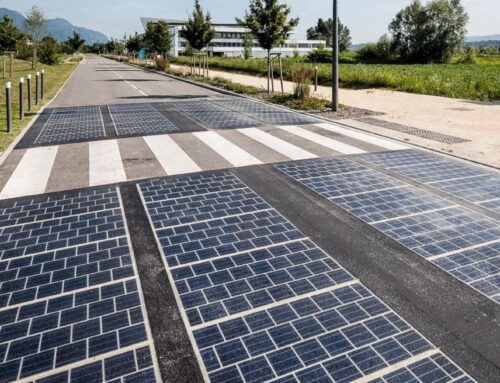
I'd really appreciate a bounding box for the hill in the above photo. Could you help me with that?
[0,7,108,45]
[467,34,500,43]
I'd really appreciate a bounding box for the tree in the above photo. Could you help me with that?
[242,32,253,59]
[105,39,116,54]
[389,0,468,63]
[143,21,172,56]
[306,18,351,52]
[67,31,86,53]
[126,32,142,54]
[24,6,47,69]
[236,0,299,93]
[39,36,59,65]
[0,16,25,52]
[181,0,215,51]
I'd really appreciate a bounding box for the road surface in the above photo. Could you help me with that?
[0,55,498,383]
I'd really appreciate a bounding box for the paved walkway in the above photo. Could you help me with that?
[171,64,500,168]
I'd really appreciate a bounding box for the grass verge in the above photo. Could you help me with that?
[170,55,500,101]
[0,59,78,152]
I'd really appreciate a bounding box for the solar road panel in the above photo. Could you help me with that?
[109,103,179,136]
[0,187,160,382]
[277,157,500,304]
[361,150,500,214]
[213,99,319,126]
[35,106,105,145]
[138,171,473,383]
[171,101,260,129]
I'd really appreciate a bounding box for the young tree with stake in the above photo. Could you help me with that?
[236,0,299,93]
[24,6,47,69]
[181,0,215,52]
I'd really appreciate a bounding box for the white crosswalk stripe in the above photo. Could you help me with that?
[0,124,394,199]
[0,146,59,199]
[144,135,202,175]
[89,140,127,186]
[193,131,263,167]
[315,122,408,150]
[237,128,317,160]
[278,125,366,154]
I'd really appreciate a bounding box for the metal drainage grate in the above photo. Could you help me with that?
[355,117,471,145]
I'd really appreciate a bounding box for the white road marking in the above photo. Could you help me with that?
[315,122,408,150]
[371,206,458,225]
[193,131,263,167]
[278,125,366,154]
[105,64,148,96]
[89,140,127,186]
[427,239,500,261]
[238,127,317,160]
[0,146,59,199]
[144,135,202,175]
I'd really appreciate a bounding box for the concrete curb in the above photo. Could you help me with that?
[0,61,81,167]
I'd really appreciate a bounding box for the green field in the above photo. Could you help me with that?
[0,59,78,152]
[171,55,500,101]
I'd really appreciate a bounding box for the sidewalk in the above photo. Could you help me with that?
[172,64,500,168]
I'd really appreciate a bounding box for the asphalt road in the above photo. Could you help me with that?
[52,56,224,107]
[0,55,498,383]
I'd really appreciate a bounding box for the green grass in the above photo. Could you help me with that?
[0,59,78,152]
[171,55,500,101]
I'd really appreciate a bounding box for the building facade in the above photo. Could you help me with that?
[140,17,325,58]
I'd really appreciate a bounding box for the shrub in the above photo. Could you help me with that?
[357,35,394,62]
[357,43,379,61]
[457,47,477,64]
[16,40,33,61]
[39,36,59,65]
[155,57,170,71]
[291,65,314,99]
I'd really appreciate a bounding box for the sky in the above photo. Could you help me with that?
[3,0,499,42]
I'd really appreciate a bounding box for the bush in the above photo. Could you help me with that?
[291,65,314,99]
[357,35,394,62]
[155,57,170,71]
[457,47,477,64]
[16,40,33,61]
[39,37,59,65]
[357,44,379,61]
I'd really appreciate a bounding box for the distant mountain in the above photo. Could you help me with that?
[0,7,108,45]
[467,34,500,43]
[351,44,366,51]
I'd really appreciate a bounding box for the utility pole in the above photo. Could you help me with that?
[332,0,339,112]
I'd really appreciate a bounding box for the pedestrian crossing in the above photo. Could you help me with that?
[0,123,406,200]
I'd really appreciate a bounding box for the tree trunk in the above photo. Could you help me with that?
[267,50,271,94]
[32,46,37,70]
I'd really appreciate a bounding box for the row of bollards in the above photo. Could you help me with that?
[4,69,44,133]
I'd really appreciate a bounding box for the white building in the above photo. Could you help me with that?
[140,17,325,58]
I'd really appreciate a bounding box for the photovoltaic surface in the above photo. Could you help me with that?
[277,155,500,304]
[213,99,319,126]
[35,107,106,145]
[109,103,179,136]
[0,188,160,382]
[171,101,261,129]
[138,171,473,383]
[361,150,500,214]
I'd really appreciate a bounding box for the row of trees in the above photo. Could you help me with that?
[0,6,87,68]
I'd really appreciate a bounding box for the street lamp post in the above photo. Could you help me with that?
[332,0,339,112]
